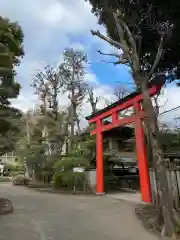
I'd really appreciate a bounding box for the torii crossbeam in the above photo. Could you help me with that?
[85,77,165,203]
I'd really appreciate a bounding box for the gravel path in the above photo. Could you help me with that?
[0,183,158,240]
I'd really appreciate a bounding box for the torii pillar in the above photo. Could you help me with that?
[85,78,164,203]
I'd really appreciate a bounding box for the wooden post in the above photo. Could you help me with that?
[134,102,151,203]
[96,120,104,194]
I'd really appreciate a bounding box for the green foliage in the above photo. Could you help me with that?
[52,172,85,190]
[0,16,24,67]
[0,176,12,182]
[53,131,96,172]
[54,150,88,171]
[4,161,25,177]
[0,16,24,101]
[15,109,69,181]
[0,17,24,156]
[52,130,95,190]
[86,0,180,79]
[104,172,119,191]
[59,48,88,88]
[159,128,180,153]
[0,106,22,155]
[17,135,45,166]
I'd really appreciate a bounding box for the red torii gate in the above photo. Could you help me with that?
[85,77,165,203]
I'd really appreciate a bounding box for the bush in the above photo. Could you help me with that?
[52,172,85,190]
[0,176,12,182]
[104,171,119,191]
[12,174,30,186]
[10,170,25,177]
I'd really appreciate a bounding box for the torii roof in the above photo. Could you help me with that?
[85,75,165,121]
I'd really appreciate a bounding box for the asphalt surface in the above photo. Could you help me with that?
[0,183,158,240]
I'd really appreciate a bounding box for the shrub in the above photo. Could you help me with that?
[0,176,12,182]
[104,171,119,191]
[12,174,30,186]
[10,170,25,177]
[52,172,85,190]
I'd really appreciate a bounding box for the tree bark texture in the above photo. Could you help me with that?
[137,74,176,237]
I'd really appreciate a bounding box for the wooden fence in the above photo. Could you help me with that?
[149,164,180,208]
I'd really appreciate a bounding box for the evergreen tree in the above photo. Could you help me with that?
[0,16,24,156]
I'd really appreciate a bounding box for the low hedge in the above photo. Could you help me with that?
[10,171,25,177]
[52,172,85,190]
[0,176,12,182]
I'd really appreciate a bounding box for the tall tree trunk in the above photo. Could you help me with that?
[43,97,51,156]
[57,106,71,155]
[70,104,75,148]
[25,120,31,178]
[137,74,175,237]
[52,89,58,121]
[76,112,81,135]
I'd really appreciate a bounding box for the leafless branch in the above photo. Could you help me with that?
[114,59,129,65]
[91,30,127,51]
[153,88,168,111]
[113,10,140,73]
[97,50,121,58]
[160,98,168,108]
[98,50,129,66]
[148,36,164,77]
[101,59,129,66]
[134,4,153,34]
[112,11,125,44]
[101,60,117,65]
[86,85,101,113]
[114,85,129,100]
[114,11,137,54]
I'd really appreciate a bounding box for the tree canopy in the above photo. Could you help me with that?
[85,1,180,237]
[86,0,180,80]
[0,16,24,156]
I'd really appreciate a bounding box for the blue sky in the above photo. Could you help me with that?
[0,0,179,125]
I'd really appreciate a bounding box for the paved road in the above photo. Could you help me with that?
[0,183,158,240]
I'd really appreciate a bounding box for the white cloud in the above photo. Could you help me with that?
[11,69,114,128]
[0,0,97,42]
[11,76,180,129]
[158,86,180,126]
[0,0,113,83]
[11,94,38,112]
[85,72,98,84]
[3,0,180,129]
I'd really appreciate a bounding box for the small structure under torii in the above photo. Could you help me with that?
[85,77,165,203]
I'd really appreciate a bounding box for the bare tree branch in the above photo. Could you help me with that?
[134,4,153,34]
[101,59,130,66]
[113,11,140,75]
[97,50,121,58]
[114,59,129,65]
[148,36,164,77]
[86,85,101,113]
[112,11,125,44]
[114,85,129,100]
[98,50,129,66]
[91,30,127,51]
[114,10,137,54]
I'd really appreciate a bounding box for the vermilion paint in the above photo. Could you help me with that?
[87,83,162,202]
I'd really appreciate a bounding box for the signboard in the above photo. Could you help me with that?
[73,167,84,173]
[0,164,4,173]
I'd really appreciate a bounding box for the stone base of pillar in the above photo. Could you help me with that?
[96,192,106,196]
